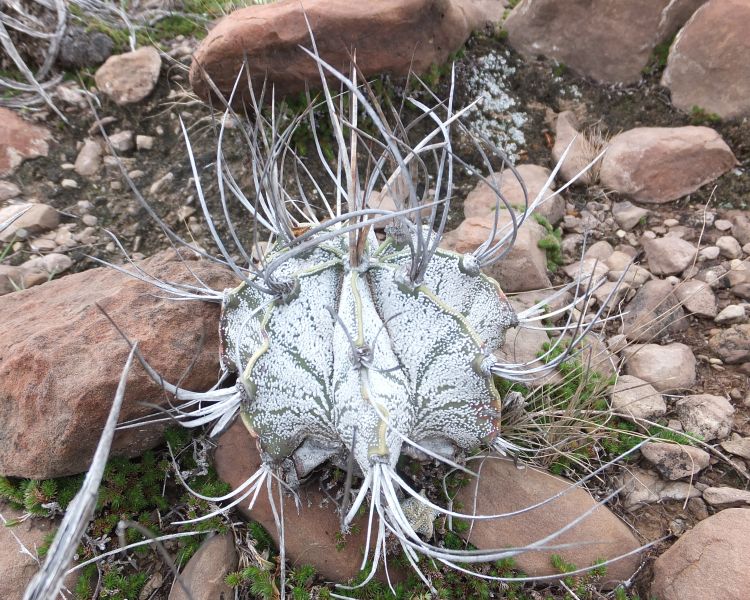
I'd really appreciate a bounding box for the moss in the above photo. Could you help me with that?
[689,105,722,126]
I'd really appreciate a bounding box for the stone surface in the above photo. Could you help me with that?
[74,139,103,177]
[58,26,114,69]
[463,163,564,225]
[640,442,710,480]
[456,457,641,581]
[0,108,52,177]
[551,111,598,185]
[708,324,750,364]
[643,237,697,276]
[0,501,65,600]
[714,304,746,325]
[662,0,750,119]
[214,421,388,583]
[190,0,484,102]
[610,375,666,421]
[619,467,701,509]
[0,180,21,201]
[623,343,696,392]
[0,203,59,243]
[108,131,135,154]
[720,437,750,460]
[598,127,735,204]
[440,216,551,292]
[675,279,717,318]
[0,250,236,478]
[675,394,734,441]
[702,487,750,507]
[621,279,687,342]
[95,47,162,105]
[716,235,742,259]
[495,325,550,371]
[651,508,750,600]
[504,0,705,84]
[0,265,47,296]
[612,201,649,231]
[169,533,237,600]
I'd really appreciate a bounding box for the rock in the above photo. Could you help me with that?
[619,467,701,509]
[190,0,483,102]
[584,240,614,261]
[610,375,666,421]
[20,253,73,276]
[456,458,641,580]
[598,127,736,204]
[440,216,551,292]
[57,25,114,69]
[662,0,750,119]
[0,203,59,242]
[495,325,549,371]
[720,437,750,460]
[675,280,717,318]
[623,343,696,392]
[504,0,704,84]
[725,259,750,287]
[612,201,649,231]
[95,47,161,105]
[621,279,687,342]
[74,139,103,177]
[640,442,710,480]
[136,135,155,151]
[0,250,236,478]
[463,164,564,225]
[708,324,750,364]
[214,421,390,583]
[702,487,750,507]
[169,534,237,600]
[714,304,746,325]
[108,131,135,154]
[643,237,697,275]
[608,265,652,289]
[651,508,750,600]
[0,502,65,600]
[562,257,609,282]
[716,235,742,259]
[675,394,734,441]
[551,111,598,185]
[0,180,21,201]
[0,108,52,177]
[731,214,750,246]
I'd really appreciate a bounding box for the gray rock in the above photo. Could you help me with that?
[731,214,750,246]
[720,437,750,460]
[551,111,598,185]
[58,26,114,69]
[621,279,687,342]
[623,343,696,392]
[651,508,750,600]
[699,245,720,260]
[619,467,701,509]
[610,374,666,420]
[644,237,697,275]
[169,533,237,600]
[74,139,103,177]
[714,304,746,325]
[0,203,59,242]
[108,131,135,154]
[708,324,750,364]
[716,235,742,259]
[662,0,750,119]
[598,126,736,204]
[0,180,20,201]
[675,394,734,441]
[95,47,161,105]
[640,442,710,480]
[702,487,750,507]
[613,200,649,231]
[136,135,155,151]
[20,253,73,276]
[675,279,717,318]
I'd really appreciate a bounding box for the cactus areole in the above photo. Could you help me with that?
[220,230,518,480]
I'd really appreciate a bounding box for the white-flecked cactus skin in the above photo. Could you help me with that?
[220,230,518,477]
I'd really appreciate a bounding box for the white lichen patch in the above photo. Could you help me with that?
[463,50,528,160]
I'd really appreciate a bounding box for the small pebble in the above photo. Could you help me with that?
[60,179,78,189]
[714,219,733,231]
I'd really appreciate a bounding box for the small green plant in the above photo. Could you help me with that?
[642,35,675,75]
[689,105,721,126]
[533,213,564,272]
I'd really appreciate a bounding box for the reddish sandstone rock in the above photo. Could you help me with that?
[0,108,52,177]
[190,0,482,102]
[0,250,236,478]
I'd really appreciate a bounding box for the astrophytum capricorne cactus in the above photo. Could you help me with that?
[101,34,641,599]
